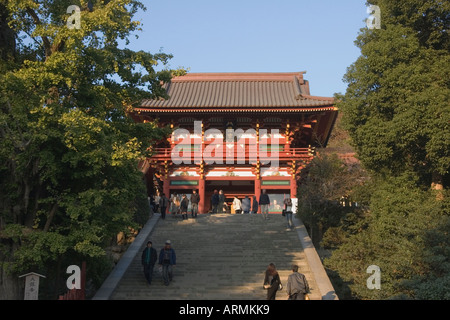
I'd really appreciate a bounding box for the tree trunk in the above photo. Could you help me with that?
[0,2,16,61]
[0,268,22,299]
[0,245,23,300]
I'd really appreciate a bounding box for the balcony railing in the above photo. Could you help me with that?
[148,144,314,164]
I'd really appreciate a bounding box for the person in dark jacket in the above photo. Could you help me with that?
[218,190,225,213]
[141,241,157,285]
[159,240,176,286]
[242,195,251,214]
[263,263,282,300]
[180,194,189,220]
[159,193,169,220]
[259,189,270,220]
[252,195,258,214]
[190,190,200,218]
[211,190,219,213]
[286,265,310,300]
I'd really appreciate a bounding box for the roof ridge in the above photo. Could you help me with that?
[301,94,335,101]
[171,72,306,83]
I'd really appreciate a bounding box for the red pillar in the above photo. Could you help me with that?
[198,178,205,214]
[290,177,297,198]
[254,178,261,213]
[163,178,170,200]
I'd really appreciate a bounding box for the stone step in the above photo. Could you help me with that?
[110,213,321,300]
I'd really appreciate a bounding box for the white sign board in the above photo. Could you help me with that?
[19,272,46,300]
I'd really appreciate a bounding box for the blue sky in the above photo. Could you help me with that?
[129,0,370,97]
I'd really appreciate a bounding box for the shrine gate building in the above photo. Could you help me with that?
[132,72,338,214]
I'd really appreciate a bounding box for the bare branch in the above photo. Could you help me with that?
[25,8,51,59]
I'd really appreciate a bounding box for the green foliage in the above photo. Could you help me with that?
[324,175,449,299]
[297,153,368,247]
[317,1,449,300]
[400,209,450,299]
[338,0,449,186]
[0,0,182,297]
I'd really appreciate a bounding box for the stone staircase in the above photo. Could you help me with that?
[109,213,322,300]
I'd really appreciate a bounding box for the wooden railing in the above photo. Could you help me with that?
[148,144,314,163]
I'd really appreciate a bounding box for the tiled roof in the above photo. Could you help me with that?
[138,72,335,111]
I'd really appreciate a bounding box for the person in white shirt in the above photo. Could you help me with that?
[233,196,242,214]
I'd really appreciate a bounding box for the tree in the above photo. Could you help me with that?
[338,0,449,190]
[0,0,179,299]
[323,0,450,299]
[324,174,449,299]
[297,152,368,248]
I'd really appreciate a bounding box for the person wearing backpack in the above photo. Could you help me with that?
[283,195,294,230]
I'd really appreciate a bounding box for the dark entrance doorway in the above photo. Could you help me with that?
[205,180,254,213]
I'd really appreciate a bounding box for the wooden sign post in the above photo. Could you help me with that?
[19,272,46,300]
